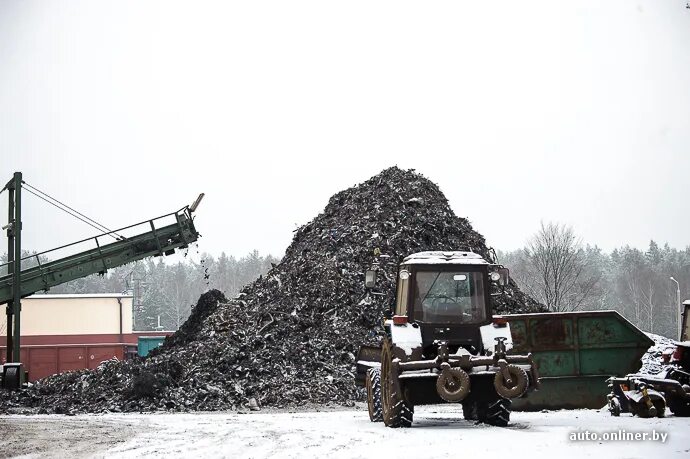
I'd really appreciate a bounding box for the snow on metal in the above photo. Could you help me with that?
[387,320,423,356]
[402,251,489,265]
[479,322,513,353]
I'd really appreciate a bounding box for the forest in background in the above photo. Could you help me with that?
[498,223,689,339]
[1,250,278,331]
[3,227,689,338]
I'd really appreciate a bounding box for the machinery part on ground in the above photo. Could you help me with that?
[1,363,24,391]
[381,338,414,428]
[494,364,528,399]
[655,341,690,416]
[477,398,512,427]
[633,398,665,418]
[607,375,672,419]
[366,368,383,422]
[436,367,471,402]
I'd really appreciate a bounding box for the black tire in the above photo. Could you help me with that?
[381,338,414,428]
[669,399,690,417]
[608,397,621,417]
[366,368,383,422]
[654,400,666,418]
[477,398,511,427]
[636,404,655,418]
[462,400,478,421]
[633,399,662,418]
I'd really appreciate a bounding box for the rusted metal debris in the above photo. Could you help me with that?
[0,167,544,414]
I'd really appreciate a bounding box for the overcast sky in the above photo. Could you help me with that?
[1,0,689,263]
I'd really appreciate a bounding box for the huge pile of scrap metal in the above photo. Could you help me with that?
[0,167,544,414]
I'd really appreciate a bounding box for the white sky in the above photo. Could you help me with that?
[1,0,689,261]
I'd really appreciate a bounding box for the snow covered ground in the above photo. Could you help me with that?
[1,405,689,458]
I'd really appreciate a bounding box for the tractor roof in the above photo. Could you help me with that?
[402,251,489,265]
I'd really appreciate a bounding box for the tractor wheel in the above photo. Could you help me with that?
[380,338,414,428]
[636,403,656,418]
[494,365,528,399]
[436,368,471,402]
[669,399,690,417]
[608,397,621,417]
[477,398,511,427]
[462,400,478,421]
[634,399,663,418]
[654,400,666,418]
[366,368,383,422]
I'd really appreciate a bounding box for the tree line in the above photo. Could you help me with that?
[1,250,278,331]
[498,222,689,339]
[4,224,688,338]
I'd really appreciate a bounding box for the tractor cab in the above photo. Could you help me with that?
[367,251,509,353]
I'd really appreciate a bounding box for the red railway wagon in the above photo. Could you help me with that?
[0,343,132,381]
[0,332,170,381]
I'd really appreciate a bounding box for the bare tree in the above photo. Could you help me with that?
[519,222,597,312]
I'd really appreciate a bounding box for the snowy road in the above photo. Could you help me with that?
[1,405,689,458]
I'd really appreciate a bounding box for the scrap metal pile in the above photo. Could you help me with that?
[0,167,544,414]
[639,332,677,375]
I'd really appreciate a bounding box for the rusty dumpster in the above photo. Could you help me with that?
[502,310,653,411]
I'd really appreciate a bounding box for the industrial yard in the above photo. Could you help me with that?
[0,166,689,457]
[1,406,689,458]
[2,1,690,458]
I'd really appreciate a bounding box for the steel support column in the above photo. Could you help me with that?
[4,172,21,363]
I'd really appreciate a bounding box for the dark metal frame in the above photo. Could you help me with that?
[3,172,22,363]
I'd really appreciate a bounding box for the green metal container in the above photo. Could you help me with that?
[137,336,166,357]
[504,310,653,411]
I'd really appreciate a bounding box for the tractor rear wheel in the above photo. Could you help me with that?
[380,338,413,428]
[477,397,511,427]
[462,400,478,421]
[669,398,690,417]
[366,368,383,422]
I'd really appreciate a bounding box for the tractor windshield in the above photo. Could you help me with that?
[412,270,487,324]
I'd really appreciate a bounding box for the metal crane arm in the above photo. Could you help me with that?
[0,207,200,305]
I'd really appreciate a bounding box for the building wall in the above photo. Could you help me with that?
[0,294,133,336]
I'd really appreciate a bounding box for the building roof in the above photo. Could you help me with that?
[28,293,133,299]
[402,251,489,265]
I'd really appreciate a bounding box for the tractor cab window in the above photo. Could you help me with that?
[412,270,486,324]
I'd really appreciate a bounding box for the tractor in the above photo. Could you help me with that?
[355,251,540,427]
